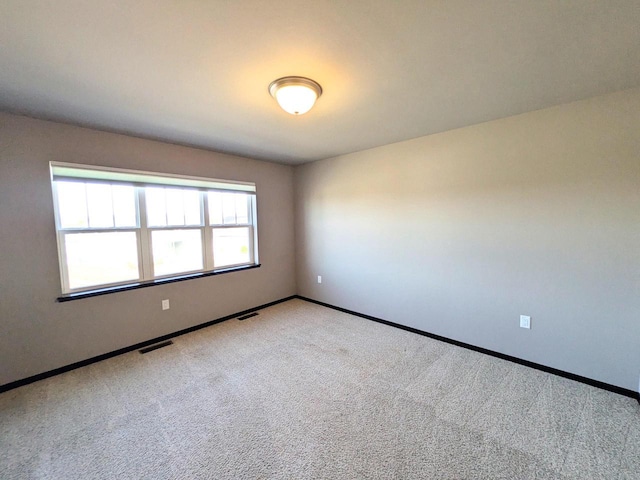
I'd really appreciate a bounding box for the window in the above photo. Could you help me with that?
[50,162,258,295]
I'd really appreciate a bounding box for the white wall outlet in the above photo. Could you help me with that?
[520,315,531,329]
[317,275,322,284]
[162,299,170,311]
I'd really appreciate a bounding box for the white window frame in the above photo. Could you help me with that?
[50,162,258,295]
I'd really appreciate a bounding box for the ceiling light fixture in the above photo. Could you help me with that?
[269,76,322,115]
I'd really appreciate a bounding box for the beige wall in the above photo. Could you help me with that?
[0,113,296,386]
[295,88,640,391]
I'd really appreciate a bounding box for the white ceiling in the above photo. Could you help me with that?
[1,1,639,165]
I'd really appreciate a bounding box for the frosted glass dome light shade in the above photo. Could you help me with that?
[269,77,322,115]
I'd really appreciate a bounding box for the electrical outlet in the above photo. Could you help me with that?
[162,299,170,311]
[317,275,322,284]
[520,315,531,329]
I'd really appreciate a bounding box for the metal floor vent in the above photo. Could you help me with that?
[238,312,259,321]
[139,340,173,354]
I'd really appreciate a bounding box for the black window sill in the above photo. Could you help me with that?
[56,264,261,302]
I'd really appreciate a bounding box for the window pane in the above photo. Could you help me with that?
[147,187,202,227]
[57,181,88,228]
[222,193,236,224]
[208,192,223,225]
[183,190,201,226]
[213,227,250,267]
[165,188,185,226]
[152,229,203,276]
[86,183,114,228]
[65,232,139,289]
[112,185,137,227]
[146,187,167,227]
[235,194,249,224]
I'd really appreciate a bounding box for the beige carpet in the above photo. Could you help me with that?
[1,298,639,479]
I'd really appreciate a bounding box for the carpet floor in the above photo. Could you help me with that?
[1,298,639,479]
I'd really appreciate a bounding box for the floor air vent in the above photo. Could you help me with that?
[139,340,173,354]
[238,312,259,320]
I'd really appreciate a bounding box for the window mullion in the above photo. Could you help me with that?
[202,191,214,270]
[110,184,116,228]
[58,232,71,293]
[251,195,259,264]
[51,181,68,292]
[138,187,153,280]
